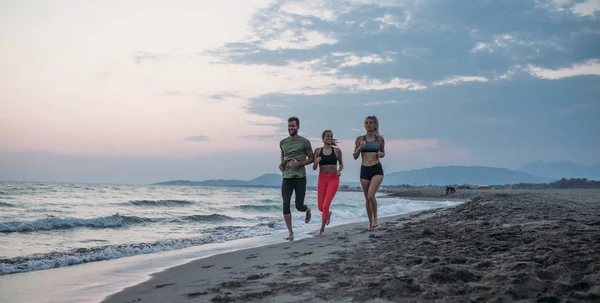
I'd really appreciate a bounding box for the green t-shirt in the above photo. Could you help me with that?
[280,136,313,179]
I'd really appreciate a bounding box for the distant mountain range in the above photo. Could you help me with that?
[152,162,599,187]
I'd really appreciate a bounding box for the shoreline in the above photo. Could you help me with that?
[0,196,460,303]
[102,189,600,303]
[101,208,446,303]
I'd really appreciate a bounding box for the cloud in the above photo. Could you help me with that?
[183,135,210,142]
[207,92,242,100]
[362,100,406,106]
[261,29,338,50]
[432,76,489,86]
[525,58,600,79]
[374,12,413,31]
[470,33,564,63]
[571,0,600,17]
[336,52,395,67]
[133,51,169,64]
[279,1,337,21]
[536,0,600,17]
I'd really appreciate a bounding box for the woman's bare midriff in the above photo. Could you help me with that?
[361,152,380,166]
[319,164,338,174]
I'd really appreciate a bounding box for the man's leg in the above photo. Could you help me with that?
[293,177,311,223]
[281,178,294,240]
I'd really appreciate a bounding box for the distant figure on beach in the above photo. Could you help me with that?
[353,115,385,231]
[312,130,344,236]
[279,116,313,241]
[444,186,456,196]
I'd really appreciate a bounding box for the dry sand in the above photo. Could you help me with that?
[102,189,600,303]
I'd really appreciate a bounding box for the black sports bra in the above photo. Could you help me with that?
[319,147,337,166]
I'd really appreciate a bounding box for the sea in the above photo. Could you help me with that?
[0,181,460,279]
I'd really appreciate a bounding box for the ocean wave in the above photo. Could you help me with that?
[125,199,195,207]
[0,202,15,207]
[176,214,236,223]
[0,214,152,233]
[234,204,281,212]
[0,225,276,275]
[0,212,248,233]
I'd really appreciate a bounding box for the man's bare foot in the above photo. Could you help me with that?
[366,222,373,231]
[284,232,294,241]
[305,208,312,223]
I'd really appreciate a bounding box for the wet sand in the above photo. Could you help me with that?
[103,189,600,303]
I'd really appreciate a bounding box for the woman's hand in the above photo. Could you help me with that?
[289,159,300,168]
[312,158,320,170]
[377,152,384,158]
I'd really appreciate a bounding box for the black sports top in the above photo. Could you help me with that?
[319,147,337,166]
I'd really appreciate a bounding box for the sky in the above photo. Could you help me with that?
[0,0,599,184]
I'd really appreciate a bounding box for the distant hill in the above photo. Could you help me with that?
[382,165,554,186]
[155,174,358,187]
[519,161,600,180]
[153,165,556,187]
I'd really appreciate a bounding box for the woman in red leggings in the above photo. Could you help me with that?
[312,130,343,236]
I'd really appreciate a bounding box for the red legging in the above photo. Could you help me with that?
[317,172,339,221]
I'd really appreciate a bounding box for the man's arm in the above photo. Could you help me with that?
[279,144,285,172]
[300,139,314,166]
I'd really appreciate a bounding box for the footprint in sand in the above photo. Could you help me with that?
[289,251,313,259]
[223,266,232,269]
[155,283,174,288]
[185,291,208,299]
[246,273,271,280]
[202,264,215,268]
[245,254,259,259]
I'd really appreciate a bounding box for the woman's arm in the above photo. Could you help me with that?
[352,136,362,160]
[377,136,385,158]
[336,147,343,175]
[312,148,321,170]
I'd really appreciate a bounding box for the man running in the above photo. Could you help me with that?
[279,116,313,241]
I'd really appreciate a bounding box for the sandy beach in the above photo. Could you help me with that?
[102,189,600,303]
